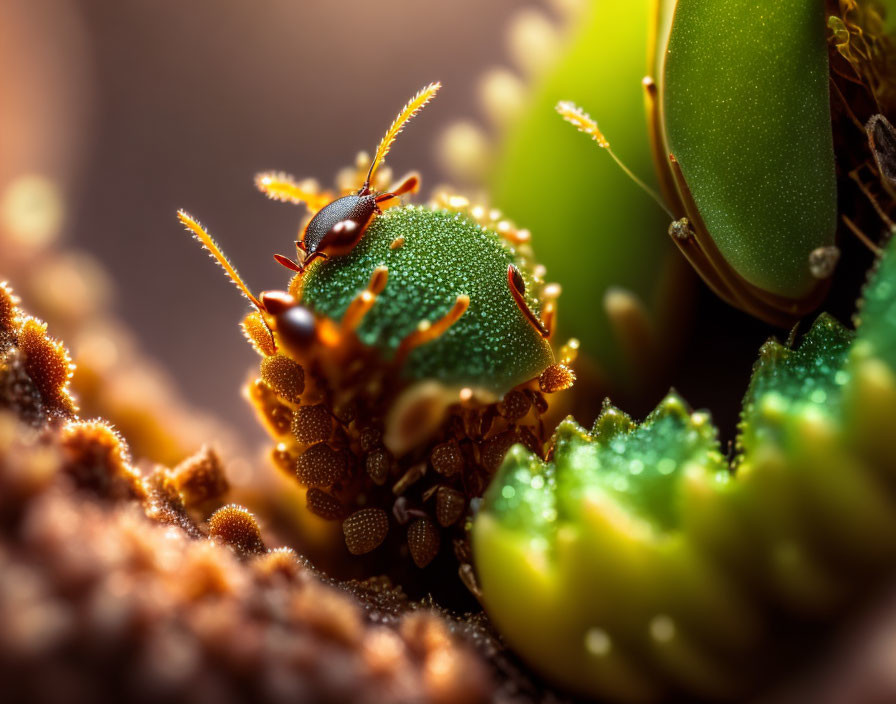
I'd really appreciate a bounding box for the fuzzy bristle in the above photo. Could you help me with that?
[177,210,261,308]
[254,171,331,211]
[555,100,609,147]
[369,82,441,182]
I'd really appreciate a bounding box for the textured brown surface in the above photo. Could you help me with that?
[0,287,494,704]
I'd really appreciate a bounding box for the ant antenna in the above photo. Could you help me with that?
[555,100,675,219]
[364,82,441,188]
[177,210,264,311]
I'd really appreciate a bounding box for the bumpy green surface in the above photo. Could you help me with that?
[490,0,672,374]
[552,396,726,533]
[474,237,896,701]
[662,0,837,297]
[299,206,553,395]
[737,314,853,456]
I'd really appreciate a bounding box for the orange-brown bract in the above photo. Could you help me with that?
[408,517,441,568]
[343,507,390,555]
[292,403,332,444]
[260,354,305,403]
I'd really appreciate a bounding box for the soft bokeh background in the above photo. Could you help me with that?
[4,0,548,441]
[4,0,840,453]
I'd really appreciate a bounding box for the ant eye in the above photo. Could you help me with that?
[275,305,316,350]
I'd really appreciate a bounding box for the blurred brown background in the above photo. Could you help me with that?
[4,0,542,441]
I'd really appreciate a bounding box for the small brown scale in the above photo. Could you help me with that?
[247,305,570,577]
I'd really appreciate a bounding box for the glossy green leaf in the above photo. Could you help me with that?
[661,0,837,297]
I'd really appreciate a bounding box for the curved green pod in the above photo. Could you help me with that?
[473,236,896,701]
[490,0,673,375]
[651,0,837,324]
[297,205,553,396]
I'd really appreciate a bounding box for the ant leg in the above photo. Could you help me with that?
[374,171,421,211]
[272,238,317,274]
[388,172,420,197]
[274,254,302,273]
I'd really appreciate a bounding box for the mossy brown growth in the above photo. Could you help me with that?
[59,420,144,501]
[170,444,229,509]
[142,464,204,537]
[0,281,18,352]
[0,279,492,701]
[0,412,492,704]
[253,545,306,582]
[0,282,76,425]
[208,503,266,556]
